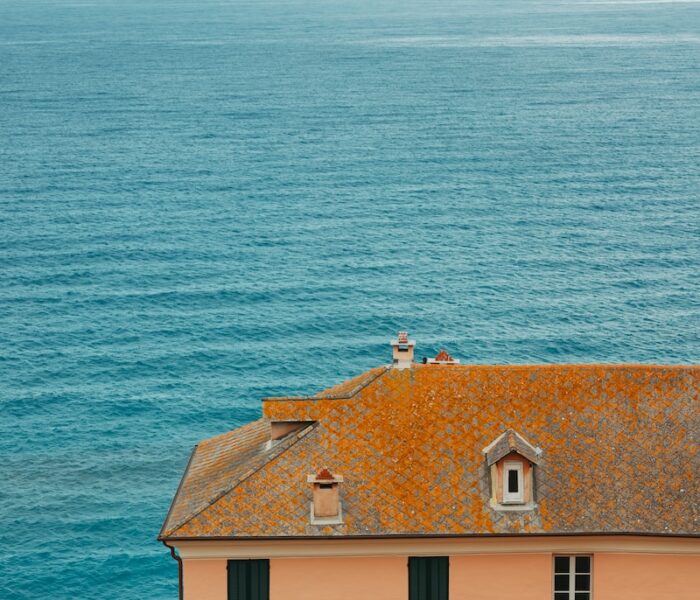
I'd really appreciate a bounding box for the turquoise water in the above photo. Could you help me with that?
[1,0,699,597]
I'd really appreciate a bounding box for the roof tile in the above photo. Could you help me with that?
[162,364,700,539]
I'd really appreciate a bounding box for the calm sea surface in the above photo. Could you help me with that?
[1,0,699,597]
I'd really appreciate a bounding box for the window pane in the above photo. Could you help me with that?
[228,559,269,600]
[575,556,591,573]
[575,594,590,600]
[575,574,590,591]
[554,556,570,573]
[508,469,519,493]
[554,574,569,591]
[554,594,569,600]
[408,556,448,600]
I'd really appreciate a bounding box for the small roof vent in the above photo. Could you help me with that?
[308,467,343,525]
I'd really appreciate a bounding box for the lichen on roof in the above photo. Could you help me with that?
[161,363,700,540]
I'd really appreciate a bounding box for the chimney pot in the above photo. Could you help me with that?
[316,467,334,481]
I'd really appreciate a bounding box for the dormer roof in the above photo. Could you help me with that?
[483,429,542,466]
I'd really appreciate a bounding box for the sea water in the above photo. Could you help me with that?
[1,0,699,597]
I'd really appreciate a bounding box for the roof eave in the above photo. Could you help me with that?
[161,530,700,542]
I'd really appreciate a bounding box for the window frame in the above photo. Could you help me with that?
[552,554,592,600]
[502,460,524,504]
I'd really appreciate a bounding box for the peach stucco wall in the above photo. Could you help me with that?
[594,553,700,599]
[270,556,407,600]
[450,554,551,600]
[183,559,227,600]
[180,552,700,600]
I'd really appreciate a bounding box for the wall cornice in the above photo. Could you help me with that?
[173,535,700,559]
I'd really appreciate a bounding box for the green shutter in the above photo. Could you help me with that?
[227,559,269,600]
[408,557,448,600]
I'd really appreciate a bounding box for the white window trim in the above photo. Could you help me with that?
[503,461,524,504]
[553,554,592,600]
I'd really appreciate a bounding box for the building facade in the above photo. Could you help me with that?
[160,334,700,600]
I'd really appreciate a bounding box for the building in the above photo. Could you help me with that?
[159,333,700,600]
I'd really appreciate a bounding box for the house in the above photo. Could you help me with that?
[159,332,700,600]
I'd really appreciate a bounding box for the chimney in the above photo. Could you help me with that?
[426,349,460,365]
[390,331,415,369]
[307,467,343,523]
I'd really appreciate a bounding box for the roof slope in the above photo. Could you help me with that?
[162,364,700,539]
[160,418,315,537]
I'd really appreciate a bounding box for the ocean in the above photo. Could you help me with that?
[1,0,699,597]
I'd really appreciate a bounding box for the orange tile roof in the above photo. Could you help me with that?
[160,418,316,537]
[161,364,700,539]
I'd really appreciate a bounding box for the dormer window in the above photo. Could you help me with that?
[503,461,524,503]
[482,430,541,510]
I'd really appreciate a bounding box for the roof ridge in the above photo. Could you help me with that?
[199,416,269,447]
[160,422,318,539]
[264,365,389,402]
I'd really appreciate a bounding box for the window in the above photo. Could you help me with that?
[553,555,591,600]
[228,559,269,600]
[503,461,524,503]
[409,556,448,600]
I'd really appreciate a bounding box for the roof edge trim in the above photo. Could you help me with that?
[158,442,200,540]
